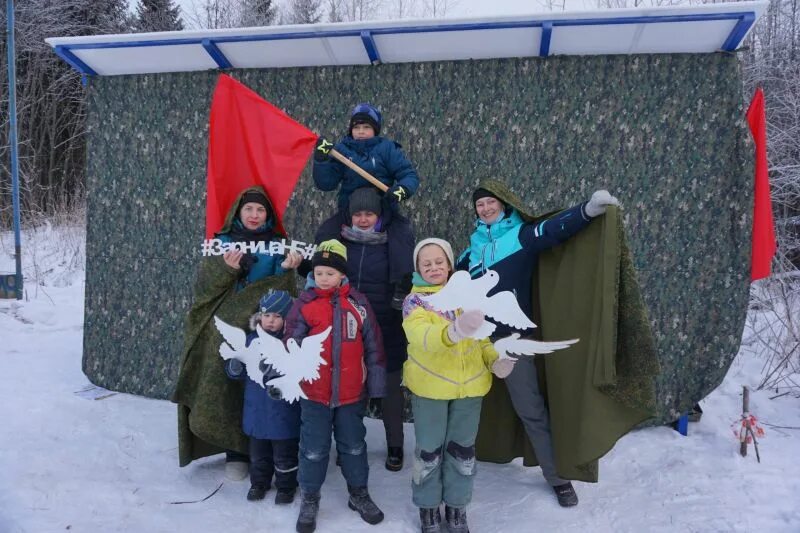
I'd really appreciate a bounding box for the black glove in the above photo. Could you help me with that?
[239,253,258,277]
[387,184,408,206]
[368,397,383,417]
[314,137,334,162]
[267,385,283,401]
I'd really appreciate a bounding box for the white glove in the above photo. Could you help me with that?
[585,190,620,217]
[447,309,485,344]
[491,358,516,378]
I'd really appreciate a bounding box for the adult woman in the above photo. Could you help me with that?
[173,186,302,477]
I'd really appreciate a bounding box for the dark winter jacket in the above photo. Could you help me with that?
[283,282,386,407]
[313,136,420,210]
[225,325,301,441]
[456,199,592,338]
[314,211,414,372]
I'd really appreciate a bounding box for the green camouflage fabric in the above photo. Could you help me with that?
[83,53,752,426]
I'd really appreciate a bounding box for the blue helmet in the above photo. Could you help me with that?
[349,103,382,136]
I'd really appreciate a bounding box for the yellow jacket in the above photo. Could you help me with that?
[401,285,499,400]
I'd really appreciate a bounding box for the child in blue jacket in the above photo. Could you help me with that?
[312,103,420,212]
[225,290,300,504]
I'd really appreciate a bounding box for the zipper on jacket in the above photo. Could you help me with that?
[330,292,341,408]
[356,244,366,291]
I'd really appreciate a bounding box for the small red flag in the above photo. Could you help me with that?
[746,88,776,281]
[205,74,317,238]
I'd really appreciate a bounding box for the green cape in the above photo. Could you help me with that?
[474,180,660,482]
[171,187,296,467]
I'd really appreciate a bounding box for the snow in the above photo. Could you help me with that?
[2,225,799,533]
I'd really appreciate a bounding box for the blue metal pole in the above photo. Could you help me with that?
[7,0,23,299]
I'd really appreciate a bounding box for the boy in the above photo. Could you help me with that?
[224,289,300,504]
[284,240,387,533]
[313,102,420,212]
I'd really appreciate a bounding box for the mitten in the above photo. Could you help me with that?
[314,137,334,162]
[584,190,620,217]
[491,358,516,379]
[446,309,485,343]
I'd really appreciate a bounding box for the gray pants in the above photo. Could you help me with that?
[504,357,566,486]
[383,370,405,448]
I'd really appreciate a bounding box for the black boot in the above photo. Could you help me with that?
[419,507,442,533]
[444,505,469,533]
[347,486,384,525]
[553,482,579,507]
[275,487,296,505]
[296,492,320,533]
[246,483,268,501]
[385,446,403,472]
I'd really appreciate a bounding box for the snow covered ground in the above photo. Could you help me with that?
[2,226,799,533]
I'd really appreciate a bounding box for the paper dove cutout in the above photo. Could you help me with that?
[213,316,330,403]
[255,324,330,403]
[420,270,535,338]
[493,333,579,361]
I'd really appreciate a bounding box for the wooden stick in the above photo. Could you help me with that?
[329,148,389,192]
[740,386,750,457]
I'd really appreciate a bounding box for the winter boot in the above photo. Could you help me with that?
[275,487,296,505]
[385,446,403,472]
[246,483,269,501]
[444,505,469,533]
[225,460,249,481]
[553,482,579,507]
[347,486,384,525]
[419,507,442,533]
[296,492,320,533]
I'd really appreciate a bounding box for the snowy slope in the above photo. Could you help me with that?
[1,227,799,533]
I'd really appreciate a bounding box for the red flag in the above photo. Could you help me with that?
[746,88,777,281]
[206,74,317,238]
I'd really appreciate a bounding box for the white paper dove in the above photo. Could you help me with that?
[255,324,330,403]
[213,316,330,403]
[493,333,579,361]
[420,270,535,338]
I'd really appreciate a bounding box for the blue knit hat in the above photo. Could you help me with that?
[258,290,293,318]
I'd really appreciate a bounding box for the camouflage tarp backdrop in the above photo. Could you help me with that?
[84,54,752,425]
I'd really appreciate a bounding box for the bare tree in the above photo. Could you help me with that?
[420,0,458,18]
[240,0,278,26]
[185,0,243,29]
[285,0,324,24]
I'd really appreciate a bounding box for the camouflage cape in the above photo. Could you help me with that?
[473,180,660,482]
[172,187,297,467]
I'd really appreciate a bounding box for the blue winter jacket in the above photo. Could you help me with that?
[456,204,593,338]
[225,329,301,440]
[313,136,420,210]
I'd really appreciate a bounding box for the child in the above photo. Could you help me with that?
[312,102,420,212]
[224,290,301,504]
[402,238,515,533]
[284,239,387,533]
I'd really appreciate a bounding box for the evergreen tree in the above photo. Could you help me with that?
[286,0,323,24]
[134,0,184,32]
[240,0,277,26]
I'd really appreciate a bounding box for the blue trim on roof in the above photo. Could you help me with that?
[202,38,233,68]
[51,11,759,75]
[540,21,553,57]
[721,12,755,51]
[360,30,381,65]
[53,45,97,76]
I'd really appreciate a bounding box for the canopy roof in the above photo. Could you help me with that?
[46,2,766,76]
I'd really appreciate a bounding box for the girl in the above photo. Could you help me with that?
[402,238,514,533]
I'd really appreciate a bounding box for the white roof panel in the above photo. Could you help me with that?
[45,2,767,77]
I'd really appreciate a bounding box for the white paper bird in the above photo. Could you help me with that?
[214,316,270,387]
[255,324,330,403]
[420,270,535,338]
[213,316,330,403]
[493,333,579,361]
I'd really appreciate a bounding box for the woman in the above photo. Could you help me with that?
[173,186,302,478]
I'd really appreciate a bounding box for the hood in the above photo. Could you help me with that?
[217,186,285,238]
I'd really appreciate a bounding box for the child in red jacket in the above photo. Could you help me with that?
[284,239,386,533]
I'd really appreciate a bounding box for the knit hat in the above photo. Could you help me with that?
[239,190,271,213]
[258,290,293,318]
[312,239,348,275]
[349,103,382,136]
[348,187,383,217]
[413,238,455,272]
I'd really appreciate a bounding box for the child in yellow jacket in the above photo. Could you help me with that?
[401,237,514,533]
